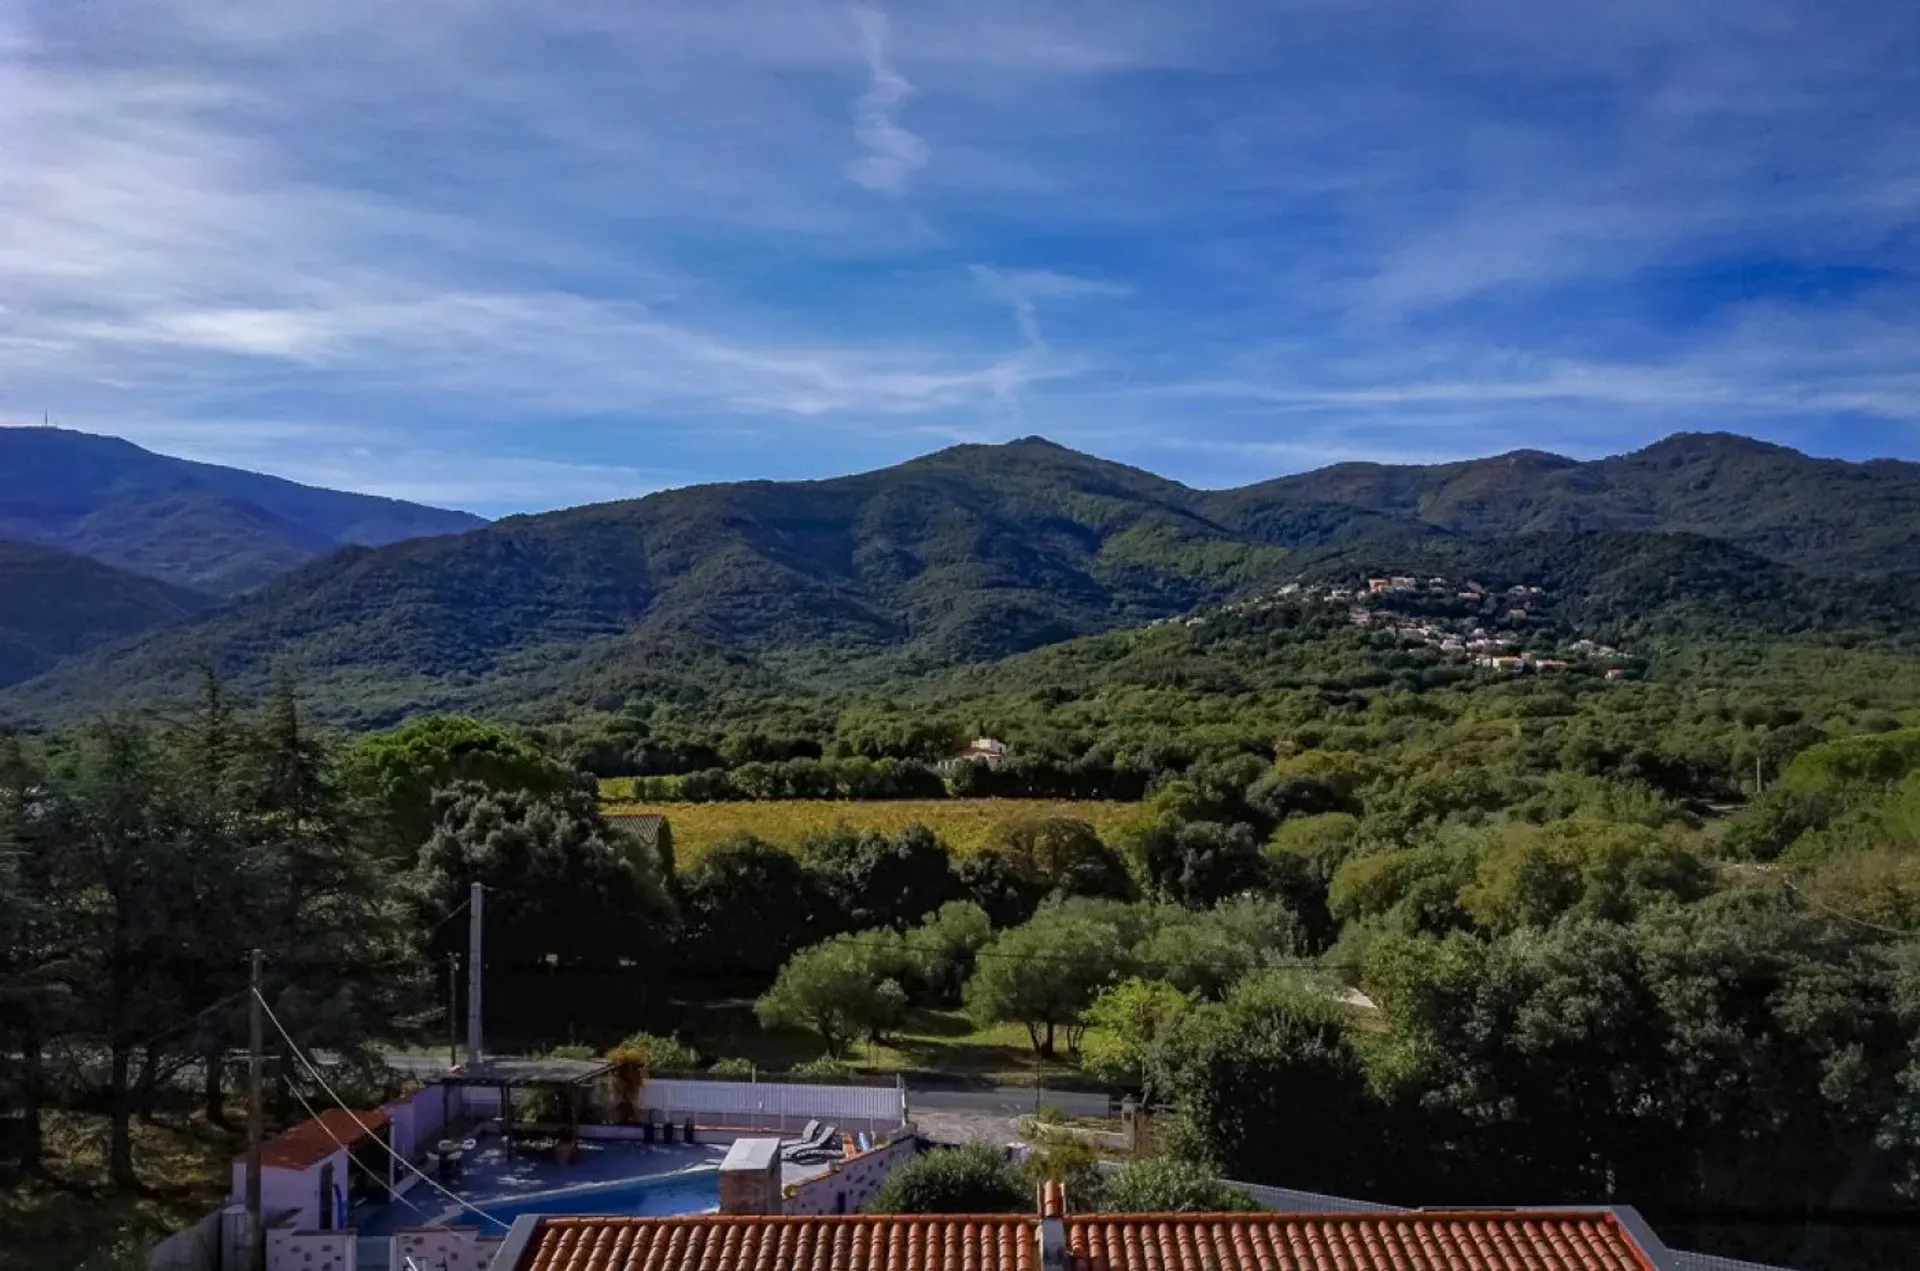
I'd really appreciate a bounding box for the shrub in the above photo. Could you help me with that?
[1021,1137,1105,1210]
[614,1031,702,1074]
[1080,978,1197,1092]
[789,1055,854,1081]
[604,1048,646,1123]
[708,1057,756,1079]
[868,1142,1029,1214]
[1098,1158,1255,1213]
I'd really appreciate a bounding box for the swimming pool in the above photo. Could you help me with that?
[350,1141,722,1237]
[469,1168,720,1226]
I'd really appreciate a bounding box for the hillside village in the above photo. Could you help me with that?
[1154,572,1635,676]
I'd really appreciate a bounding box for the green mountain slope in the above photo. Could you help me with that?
[0,439,1401,724]
[0,541,218,687]
[1211,432,1920,575]
[4,432,1916,727]
[0,427,486,593]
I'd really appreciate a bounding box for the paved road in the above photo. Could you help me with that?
[903,1084,1113,1146]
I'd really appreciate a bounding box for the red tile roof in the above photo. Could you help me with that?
[241,1107,390,1171]
[520,1216,1038,1271]
[509,1210,1659,1271]
[1041,1181,1065,1219]
[1066,1212,1657,1271]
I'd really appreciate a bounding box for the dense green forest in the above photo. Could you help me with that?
[0,542,215,688]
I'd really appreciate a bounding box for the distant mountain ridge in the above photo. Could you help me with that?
[3,430,1916,726]
[0,427,487,593]
[1215,432,1920,575]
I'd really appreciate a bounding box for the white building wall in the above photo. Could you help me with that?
[381,1084,451,1162]
[232,1154,345,1229]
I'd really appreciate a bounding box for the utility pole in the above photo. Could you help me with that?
[465,882,484,1065]
[447,953,460,1068]
[1756,753,1764,796]
[246,948,265,1271]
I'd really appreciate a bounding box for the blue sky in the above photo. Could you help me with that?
[3,0,1918,517]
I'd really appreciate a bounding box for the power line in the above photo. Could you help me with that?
[253,988,511,1232]
[425,897,471,939]
[127,985,254,1055]
[1781,879,1920,940]
[834,934,1362,977]
[281,1066,437,1226]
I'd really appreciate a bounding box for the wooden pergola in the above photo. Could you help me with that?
[442,1057,613,1158]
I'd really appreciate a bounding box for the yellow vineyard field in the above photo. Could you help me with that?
[599,798,1140,862]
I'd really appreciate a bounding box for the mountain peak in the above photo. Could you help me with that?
[1489,448,1580,469]
[1631,432,1803,462]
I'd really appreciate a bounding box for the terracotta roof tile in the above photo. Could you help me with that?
[521,1215,1039,1271]
[1065,1212,1656,1271]
[241,1107,389,1171]
[608,814,669,850]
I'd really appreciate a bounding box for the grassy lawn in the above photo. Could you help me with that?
[0,1109,237,1271]
[666,1001,1085,1082]
[598,798,1139,862]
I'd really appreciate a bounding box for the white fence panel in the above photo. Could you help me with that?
[1229,1181,1404,1214]
[148,1207,223,1271]
[641,1078,904,1135]
[1671,1253,1794,1271]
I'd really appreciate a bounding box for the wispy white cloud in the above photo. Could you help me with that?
[3,0,1919,506]
[845,3,929,194]
[970,267,1131,352]
[34,290,1077,421]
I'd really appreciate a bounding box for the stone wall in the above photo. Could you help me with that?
[267,1225,355,1271]
[783,1136,920,1216]
[394,1226,503,1271]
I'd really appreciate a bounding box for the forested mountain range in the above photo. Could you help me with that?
[0,427,485,594]
[0,541,217,688]
[1213,432,1920,575]
[3,431,1917,727]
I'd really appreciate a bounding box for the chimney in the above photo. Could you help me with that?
[719,1138,783,1214]
[1039,1180,1068,1271]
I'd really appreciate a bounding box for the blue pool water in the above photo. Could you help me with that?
[474,1170,719,1225]
[350,1141,723,1237]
